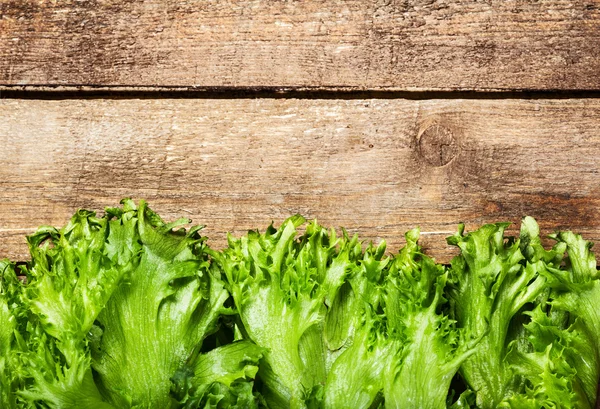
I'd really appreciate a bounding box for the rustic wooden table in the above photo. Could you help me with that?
[0,2,598,262]
[1,0,600,407]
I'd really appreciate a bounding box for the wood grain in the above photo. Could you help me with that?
[1,0,600,91]
[1,98,599,263]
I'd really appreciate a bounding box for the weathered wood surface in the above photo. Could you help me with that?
[1,0,600,91]
[1,98,599,262]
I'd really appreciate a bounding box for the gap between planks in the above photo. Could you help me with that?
[3,87,600,100]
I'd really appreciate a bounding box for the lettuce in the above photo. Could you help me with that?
[447,221,548,408]
[18,212,120,408]
[0,261,27,409]
[322,240,390,409]
[545,229,600,405]
[213,216,371,408]
[172,340,266,409]
[502,226,600,409]
[216,221,477,409]
[379,229,476,409]
[8,200,265,409]
[448,217,600,409]
[1,200,598,409]
[88,199,233,408]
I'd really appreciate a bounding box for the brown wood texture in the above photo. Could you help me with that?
[1,0,600,91]
[1,98,599,263]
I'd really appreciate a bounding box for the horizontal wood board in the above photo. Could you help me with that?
[1,0,600,91]
[1,98,599,263]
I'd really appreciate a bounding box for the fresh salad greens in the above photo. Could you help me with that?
[0,200,598,408]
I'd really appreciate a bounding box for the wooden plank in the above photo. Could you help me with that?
[0,98,599,262]
[1,1,600,91]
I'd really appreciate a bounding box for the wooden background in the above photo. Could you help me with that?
[1,0,599,265]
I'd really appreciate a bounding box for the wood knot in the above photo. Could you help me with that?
[417,123,458,167]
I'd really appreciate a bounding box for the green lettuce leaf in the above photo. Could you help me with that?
[90,199,231,408]
[507,218,600,408]
[17,210,120,408]
[0,261,28,409]
[379,229,475,409]
[449,217,600,408]
[537,228,600,406]
[447,221,548,408]
[172,340,266,409]
[500,304,592,409]
[322,242,390,409]
[214,217,379,408]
